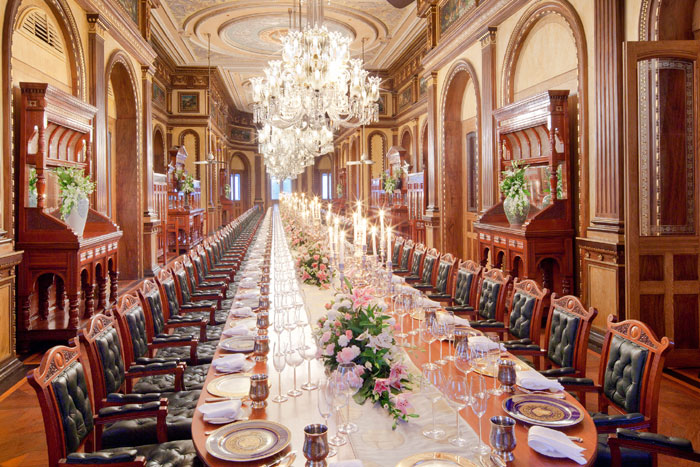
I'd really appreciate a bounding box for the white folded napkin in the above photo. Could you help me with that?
[222,323,252,337]
[236,291,259,300]
[230,306,254,318]
[528,426,586,464]
[421,297,441,308]
[391,275,405,284]
[517,373,565,392]
[212,354,247,373]
[468,335,506,352]
[437,312,470,326]
[198,399,242,422]
[328,461,363,467]
[238,279,258,288]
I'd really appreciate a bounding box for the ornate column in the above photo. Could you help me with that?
[479,27,498,210]
[141,65,160,276]
[580,0,626,340]
[254,153,263,207]
[87,14,109,214]
[423,71,441,249]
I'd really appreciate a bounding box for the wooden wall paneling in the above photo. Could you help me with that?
[424,71,440,243]
[479,27,497,211]
[591,0,625,232]
[87,14,108,215]
[0,251,23,381]
[141,65,159,277]
[254,154,262,206]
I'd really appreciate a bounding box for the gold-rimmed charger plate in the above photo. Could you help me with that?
[397,452,478,467]
[219,335,256,353]
[205,420,291,462]
[206,374,251,398]
[472,356,529,377]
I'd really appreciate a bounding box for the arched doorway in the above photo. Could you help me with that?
[153,126,166,174]
[441,61,481,260]
[107,54,141,280]
[229,152,250,215]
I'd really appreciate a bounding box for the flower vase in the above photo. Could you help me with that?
[28,191,37,208]
[503,197,530,226]
[65,196,89,236]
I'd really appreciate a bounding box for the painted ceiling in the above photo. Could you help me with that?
[151,0,422,111]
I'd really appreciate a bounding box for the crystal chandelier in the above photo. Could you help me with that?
[250,0,381,132]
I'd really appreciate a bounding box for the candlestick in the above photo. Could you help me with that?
[371,226,377,256]
[386,227,392,266]
[339,230,345,266]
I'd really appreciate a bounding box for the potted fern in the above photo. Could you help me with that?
[500,161,531,226]
[54,167,95,236]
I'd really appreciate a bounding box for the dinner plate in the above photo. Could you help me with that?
[219,335,256,353]
[396,452,478,467]
[502,395,583,427]
[207,374,251,398]
[206,420,291,462]
[472,356,528,377]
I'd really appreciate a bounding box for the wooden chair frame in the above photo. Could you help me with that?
[426,253,458,301]
[465,268,512,335]
[447,259,483,307]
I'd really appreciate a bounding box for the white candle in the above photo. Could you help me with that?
[328,227,334,255]
[386,227,392,258]
[339,230,345,265]
[371,226,377,256]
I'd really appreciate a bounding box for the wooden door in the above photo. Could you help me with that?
[624,41,700,366]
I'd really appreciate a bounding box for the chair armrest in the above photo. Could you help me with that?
[164,319,208,342]
[64,450,145,466]
[105,393,161,405]
[95,400,168,444]
[592,412,650,433]
[191,291,222,300]
[413,283,433,290]
[538,367,577,377]
[557,376,600,390]
[134,356,180,365]
[149,336,198,366]
[125,360,185,391]
[616,429,695,451]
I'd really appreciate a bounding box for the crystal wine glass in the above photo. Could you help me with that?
[434,319,448,366]
[487,345,503,396]
[328,372,348,447]
[470,374,491,455]
[285,342,304,397]
[445,374,469,447]
[420,322,438,370]
[443,311,456,361]
[421,366,446,440]
[317,378,337,457]
[272,343,288,403]
[336,363,361,434]
[299,333,318,391]
[394,293,408,340]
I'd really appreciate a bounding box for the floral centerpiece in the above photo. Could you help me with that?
[380,170,400,193]
[314,286,417,428]
[296,242,332,288]
[53,167,96,236]
[499,160,531,225]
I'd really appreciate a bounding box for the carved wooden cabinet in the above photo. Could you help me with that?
[166,146,205,255]
[474,90,574,294]
[16,83,122,349]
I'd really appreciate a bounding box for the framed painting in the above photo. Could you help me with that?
[439,0,476,36]
[398,86,413,110]
[152,81,166,108]
[231,126,253,143]
[178,92,199,113]
[378,92,389,116]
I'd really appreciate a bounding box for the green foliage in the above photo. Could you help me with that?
[380,170,399,193]
[53,167,95,220]
[28,168,37,195]
[499,160,530,216]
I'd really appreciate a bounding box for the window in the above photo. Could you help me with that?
[231,173,241,201]
[466,132,478,212]
[270,178,292,200]
[321,172,332,200]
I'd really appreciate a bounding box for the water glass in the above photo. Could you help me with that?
[470,374,491,455]
[272,343,288,403]
[445,375,469,447]
[421,366,446,440]
[317,379,337,457]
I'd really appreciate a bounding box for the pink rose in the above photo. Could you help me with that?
[325,303,331,310]
[312,263,318,268]
[344,313,351,320]
[321,331,331,343]
[345,330,353,340]
[336,345,360,364]
[313,254,320,261]
[324,343,335,356]
[320,264,327,271]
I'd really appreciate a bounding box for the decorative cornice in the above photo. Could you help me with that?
[77,0,156,65]
[87,13,111,37]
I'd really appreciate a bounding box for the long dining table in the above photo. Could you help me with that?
[191,211,597,466]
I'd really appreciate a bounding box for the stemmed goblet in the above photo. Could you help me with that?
[470,374,491,455]
[421,366,446,440]
[336,363,361,434]
[445,375,469,447]
[328,373,348,447]
[285,343,304,397]
[317,379,337,457]
[299,333,318,391]
[271,343,288,403]
[420,321,438,370]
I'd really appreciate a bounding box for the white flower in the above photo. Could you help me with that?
[338,335,349,347]
[368,331,393,350]
[365,361,373,370]
[356,330,370,341]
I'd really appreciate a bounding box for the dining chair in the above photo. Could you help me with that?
[156,268,221,326]
[444,259,482,313]
[391,235,405,265]
[27,344,200,467]
[393,239,414,274]
[403,243,427,283]
[558,317,673,466]
[171,261,222,311]
[608,428,700,467]
[412,247,440,290]
[462,268,512,335]
[426,253,458,302]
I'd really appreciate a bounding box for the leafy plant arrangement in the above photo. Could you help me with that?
[53,167,95,220]
[175,169,196,194]
[499,160,531,217]
[295,242,332,288]
[336,182,343,198]
[314,286,417,429]
[380,170,400,193]
[28,167,37,198]
[224,183,232,200]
